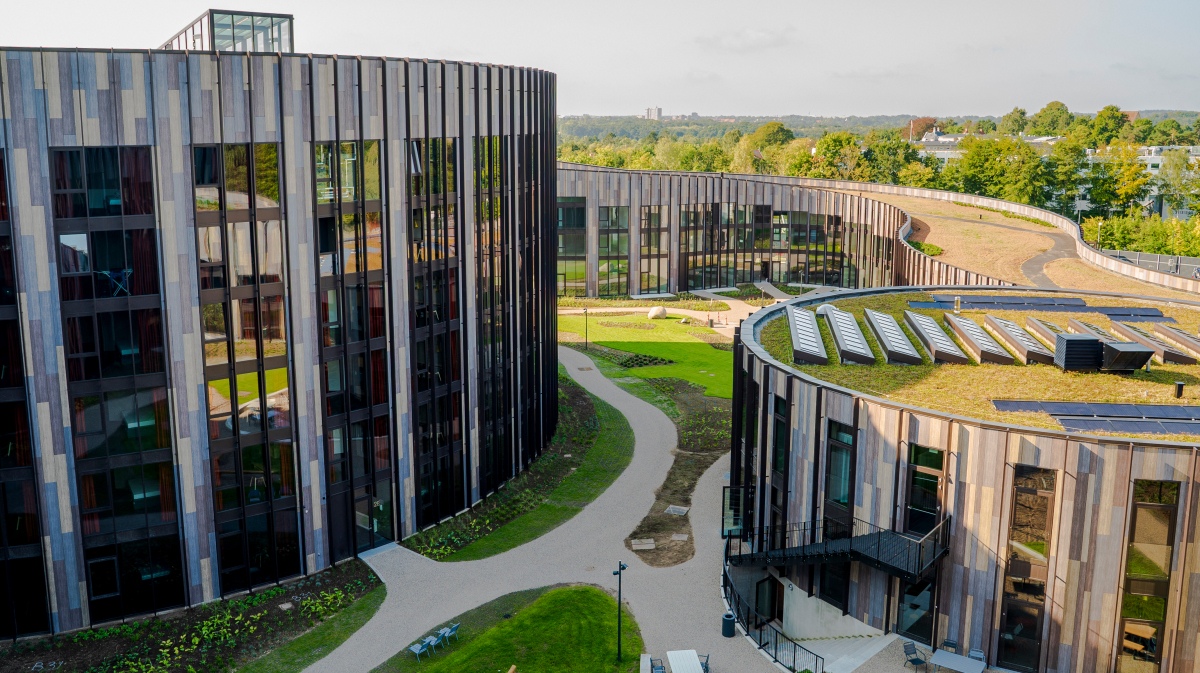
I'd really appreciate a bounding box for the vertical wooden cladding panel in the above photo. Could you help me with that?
[217,54,250,145]
[42,51,78,147]
[384,58,415,537]
[939,423,1006,655]
[336,57,359,141]
[1054,441,1131,673]
[279,54,323,570]
[187,54,220,145]
[362,59,384,141]
[110,52,152,146]
[149,50,217,603]
[790,378,819,528]
[2,48,85,632]
[311,57,335,142]
[73,51,119,146]
[824,390,853,426]
[427,63,442,140]
[1176,452,1200,673]
[249,54,281,143]
[856,401,899,528]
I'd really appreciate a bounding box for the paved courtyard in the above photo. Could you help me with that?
[304,345,780,673]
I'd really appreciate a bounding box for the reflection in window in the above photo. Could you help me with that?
[257,220,283,283]
[224,144,250,209]
[254,143,280,208]
[1118,480,1179,673]
[194,146,221,211]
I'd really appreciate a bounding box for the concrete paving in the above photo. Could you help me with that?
[303,345,779,673]
[754,281,793,300]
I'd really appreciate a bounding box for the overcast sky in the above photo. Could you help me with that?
[5,0,1199,118]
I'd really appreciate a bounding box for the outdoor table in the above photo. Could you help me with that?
[930,649,986,673]
[666,649,704,673]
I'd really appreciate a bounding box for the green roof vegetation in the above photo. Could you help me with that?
[758,291,1200,440]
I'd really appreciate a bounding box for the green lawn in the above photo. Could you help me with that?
[446,395,634,561]
[373,586,643,673]
[238,585,386,673]
[559,314,733,398]
[209,368,290,400]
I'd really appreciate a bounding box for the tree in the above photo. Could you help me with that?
[1094,140,1151,213]
[906,117,937,140]
[897,160,940,188]
[1028,101,1074,136]
[860,129,920,184]
[939,119,964,134]
[745,122,795,148]
[1047,136,1087,214]
[1156,148,1199,212]
[810,132,863,180]
[948,136,1049,205]
[1148,119,1185,146]
[998,107,1028,135]
[1089,105,1127,147]
[974,119,997,134]
[1130,118,1155,144]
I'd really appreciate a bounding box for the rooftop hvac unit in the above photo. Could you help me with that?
[1054,333,1103,372]
[1102,341,1154,373]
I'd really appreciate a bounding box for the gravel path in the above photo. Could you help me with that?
[911,211,1078,288]
[303,346,778,673]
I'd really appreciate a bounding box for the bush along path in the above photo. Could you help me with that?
[401,366,634,562]
[0,560,381,673]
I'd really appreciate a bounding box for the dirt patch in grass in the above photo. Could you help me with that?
[1042,258,1200,302]
[0,561,380,673]
[403,369,599,560]
[597,321,657,330]
[558,295,731,312]
[757,290,1200,440]
[625,378,732,567]
[560,339,675,368]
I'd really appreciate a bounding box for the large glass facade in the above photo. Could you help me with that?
[315,139,393,560]
[639,206,668,294]
[597,206,629,296]
[997,466,1056,673]
[557,201,586,296]
[1118,480,1180,673]
[193,143,301,594]
[51,145,183,622]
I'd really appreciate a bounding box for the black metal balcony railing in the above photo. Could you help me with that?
[726,515,952,584]
[722,559,824,673]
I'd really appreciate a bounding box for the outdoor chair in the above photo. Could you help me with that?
[968,648,986,661]
[650,658,666,673]
[408,641,431,662]
[941,639,959,654]
[440,622,461,642]
[424,633,446,653]
[699,653,710,672]
[903,641,927,671]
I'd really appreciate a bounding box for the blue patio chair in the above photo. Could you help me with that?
[904,641,927,671]
[424,632,445,653]
[941,639,959,654]
[650,658,665,673]
[408,640,430,662]
[699,653,710,672]
[439,622,461,642]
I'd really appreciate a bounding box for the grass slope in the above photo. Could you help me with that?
[559,314,733,398]
[446,396,634,561]
[374,586,643,673]
[239,585,387,673]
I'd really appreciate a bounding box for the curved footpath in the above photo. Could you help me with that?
[304,346,778,673]
[910,211,1079,288]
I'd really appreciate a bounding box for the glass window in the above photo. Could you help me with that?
[347,285,365,343]
[256,220,283,283]
[212,450,239,511]
[232,298,258,362]
[328,427,347,483]
[224,144,250,209]
[826,443,851,508]
[132,308,165,375]
[92,230,127,297]
[339,142,358,201]
[365,212,383,271]
[318,216,338,275]
[97,311,134,378]
[322,288,341,347]
[828,420,853,446]
[342,214,359,274]
[198,226,226,290]
[194,146,221,211]
[207,377,234,440]
[325,359,345,416]
[242,444,266,505]
[363,141,381,200]
[85,148,121,217]
[230,222,254,286]
[909,444,943,471]
[126,229,159,296]
[237,370,261,436]
[120,147,154,215]
[52,149,87,218]
[202,303,229,367]
[254,144,280,208]
[260,295,287,358]
[269,439,295,499]
[60,234,91,274]
[315,144,335,205]
[263,367,290,430]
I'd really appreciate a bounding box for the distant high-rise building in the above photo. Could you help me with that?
[645,107,662,121]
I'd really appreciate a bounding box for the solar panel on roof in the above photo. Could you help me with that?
[1111,322,1197,365]
[786,307,829,366]
[1086,403,1143,417]
[1122,316,1177,324]
[1135,405,1200,419]
[929,295,1087,306]
[984,315,1054,365]
[908,301,954,310]
[1154,324,1200,357]
[992,400,1045,413]
[864,309,922,365]
[904,310,970,364]
[1110,420,1167,434]
[1058,418,1114,432]
[816,305,876,365]
[944,314,1013,365]
[1041,402,1093,416]
[1161,422,1200,435]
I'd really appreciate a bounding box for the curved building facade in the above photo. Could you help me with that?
[0,43,556,635]
[557,163,1009,297]
[728,287,1200,673]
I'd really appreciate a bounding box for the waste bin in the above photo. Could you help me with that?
[722,612,736,637]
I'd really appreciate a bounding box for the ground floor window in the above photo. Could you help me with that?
[897,578,935,645]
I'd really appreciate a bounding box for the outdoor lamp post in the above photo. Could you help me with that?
[614,560,628,662]
[584,307,588,350]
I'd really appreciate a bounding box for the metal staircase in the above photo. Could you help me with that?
[726,516,951,584]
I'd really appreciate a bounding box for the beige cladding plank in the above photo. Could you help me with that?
[43,52,62,121]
